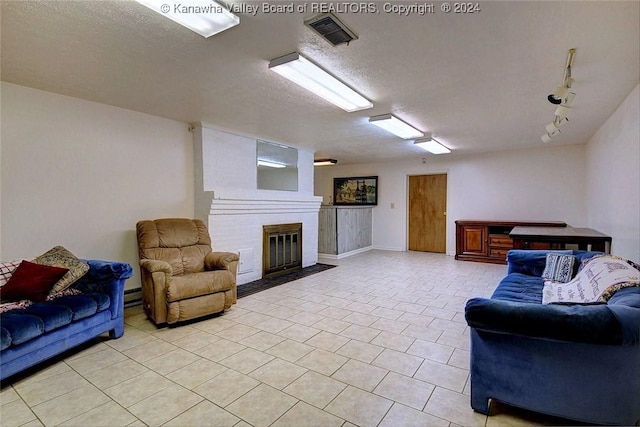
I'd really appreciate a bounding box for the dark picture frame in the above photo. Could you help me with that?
[333,176,378,206]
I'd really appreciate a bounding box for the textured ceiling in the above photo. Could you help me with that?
[2,1,638,165]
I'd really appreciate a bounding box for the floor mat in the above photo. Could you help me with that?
[237,263,337,298]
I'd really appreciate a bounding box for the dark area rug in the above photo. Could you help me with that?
[237,263,337,298]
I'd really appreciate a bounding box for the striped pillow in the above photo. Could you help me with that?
[542,253,576,283]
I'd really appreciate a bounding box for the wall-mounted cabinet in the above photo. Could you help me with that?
[319,206,372,256]
[455,220,567,264]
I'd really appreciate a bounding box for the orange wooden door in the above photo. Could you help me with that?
[408,174,447,253]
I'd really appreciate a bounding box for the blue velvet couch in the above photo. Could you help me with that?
[1,260,133,381]
[465,250,640,426]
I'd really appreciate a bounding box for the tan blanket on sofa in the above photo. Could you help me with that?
[543,255,640,305]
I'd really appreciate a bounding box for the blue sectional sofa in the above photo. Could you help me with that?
[1,260,133,381]
[465,250,640,426]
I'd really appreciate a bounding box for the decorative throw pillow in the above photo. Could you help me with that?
[0,260,23,287]
[34,246,89,293]
[542,253,576,283]
[0,260,69,302]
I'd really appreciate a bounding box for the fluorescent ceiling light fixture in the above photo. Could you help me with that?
[414,134,451,154]
[369,114,424,139]
[135,0,239,38]
[314,159,338,166]
[257,160,286,168]
[269,52,373,112]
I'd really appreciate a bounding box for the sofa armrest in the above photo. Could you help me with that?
[464,297,632,345]
[205,252,239,272]
[73,260,133,320]
[139,259,172,275]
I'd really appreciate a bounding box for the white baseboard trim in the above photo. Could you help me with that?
[318,246,373,260]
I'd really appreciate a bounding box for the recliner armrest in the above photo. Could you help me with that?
[205,252,239,271]
[139,259,172,274]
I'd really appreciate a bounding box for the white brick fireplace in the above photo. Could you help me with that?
[193,124,322,284]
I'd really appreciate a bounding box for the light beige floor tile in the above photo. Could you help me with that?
[414,358,469,393]
[321,296,353,309]
[331,359,388,392]
[401,323,444,341]
[317,306,352,319]
[448,347,470,369]
[407,338,455,363]
[128,384,203,426]
[122,339,179,363]
[0,386,20,405]
[142,347,202,375]
[15,370,90,407]
[31,384,110,426]
[297,301,329,313]
[233,311,272,326]
[393,301,428,314]
[104,370,174,407]
[369,318,410,334]
[341,312,379,327]
[84,358,149,389]
[192,317,237,333]
[255,317,296,333]
[339,324,381,343]
[370,306,404,320]
[373,371,434,410]
[368,297,400,309]
[10,362,71,388]
[192,369,259,407]
[424,386,487,426]
[335,339,384,363]
[58,400,137,427]
[152,324,199,341]
[286,311,325,326]
[379,402,449,427]
[304,331,350,352]
[277,323,321,342]
[311,317,351,334]
[325,386,393,427]
[265,339,315,362]
[1,398,38,426]
[219,347,275,374]
[438,329,472,350]
[372,348,424,377]
[106,327,157,352]
[296,348,349,376]
[192,337,246,361]
[215,324,261,342]
[171,330,222,351]
[226,384,297,427]
[239,330,287,350]
[397,312,435,327]
[273,401,344,427]
[163,400,240,427]
[65,346,129,375]
[166,358,228,389]
[248,358,307,389]
[283,371,347,409]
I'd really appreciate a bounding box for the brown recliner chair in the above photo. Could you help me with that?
[136,218,239,325]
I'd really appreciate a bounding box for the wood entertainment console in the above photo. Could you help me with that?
[455,220,567,264]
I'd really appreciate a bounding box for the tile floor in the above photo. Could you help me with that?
[1,250,579,426]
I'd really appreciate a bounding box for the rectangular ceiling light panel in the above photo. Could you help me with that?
[369,114,424,139]
[414,138,451,154]
[269,53,373,112]
[135,0,239,38]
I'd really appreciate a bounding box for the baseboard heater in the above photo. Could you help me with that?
[124,288,142,308]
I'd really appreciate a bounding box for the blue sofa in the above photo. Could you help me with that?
[465,250,640,426]
[1,260,133,381]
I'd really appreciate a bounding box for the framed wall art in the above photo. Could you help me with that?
[333,176,378,206]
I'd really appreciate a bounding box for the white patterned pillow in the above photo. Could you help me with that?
[542,253,576,283]
[0,260,23,287]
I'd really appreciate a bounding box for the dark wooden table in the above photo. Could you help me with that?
[509,226,611,253]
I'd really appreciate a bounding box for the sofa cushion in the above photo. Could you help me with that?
[52,295,99,320]
[0,312,45,345]
[542,253,576,283]
[1,261,69,302]
[35,246,90,294]
[21,303,73,332]
[1,327,11,350]
[491,273,545,303]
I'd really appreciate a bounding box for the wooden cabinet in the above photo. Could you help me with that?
[318,206,372,256]
[455,220,567,264]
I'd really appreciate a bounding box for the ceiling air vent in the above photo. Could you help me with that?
[304,13,358,46]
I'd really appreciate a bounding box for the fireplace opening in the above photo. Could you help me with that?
[263,223,302,278]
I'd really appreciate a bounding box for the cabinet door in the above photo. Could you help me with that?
[462,226,487,255]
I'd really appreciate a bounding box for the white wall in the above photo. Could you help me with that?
[315,144,588,255]
[586,84,640,261]
[0,83,194,290]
